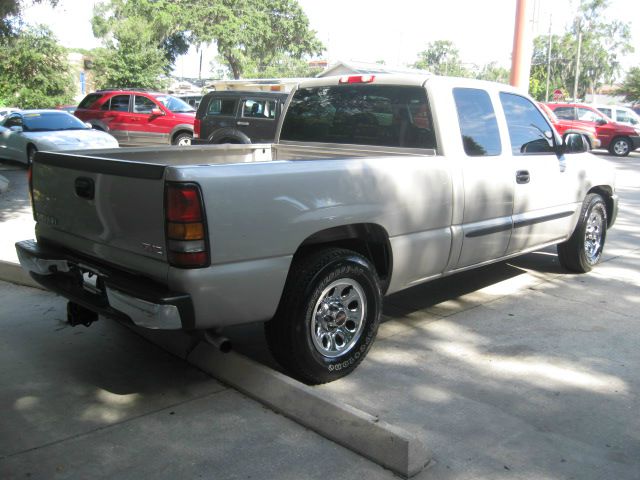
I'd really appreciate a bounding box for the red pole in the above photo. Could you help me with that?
[510,0,532,90]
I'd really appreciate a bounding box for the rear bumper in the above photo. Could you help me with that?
[15,239,194,330]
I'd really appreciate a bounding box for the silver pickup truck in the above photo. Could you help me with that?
[16,74,618,384]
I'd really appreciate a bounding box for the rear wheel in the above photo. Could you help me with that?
[172,132,192,146]
[609,137,631,157]
[557,193,607,272]
[27,145,37,166]
[265,248,382,384]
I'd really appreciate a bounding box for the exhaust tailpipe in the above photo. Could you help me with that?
[203,330,232,353]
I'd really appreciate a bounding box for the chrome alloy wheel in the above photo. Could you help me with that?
[177,136,192,146]
[311,279,366,358]
[612,139,629,156]
[584,208,604,263]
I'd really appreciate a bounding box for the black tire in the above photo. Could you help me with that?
[582,134,592,151]
[609,137,631,157]
[265,248,382,385]
[27,145,37,166]
[557,193,607,273]
[172,132,192,146]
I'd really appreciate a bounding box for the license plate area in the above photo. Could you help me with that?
[76,264,106,296]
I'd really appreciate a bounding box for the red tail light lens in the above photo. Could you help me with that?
[194,118,201,139]
[339,75,375,84]
[165,183,209,268]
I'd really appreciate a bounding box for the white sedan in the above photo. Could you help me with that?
[0,110,118,165]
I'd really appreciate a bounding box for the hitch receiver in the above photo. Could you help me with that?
[67,301,98,327]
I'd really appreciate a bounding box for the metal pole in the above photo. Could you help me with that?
[510,0,532,90]
[545,14,552,102]
[573,21,582,102]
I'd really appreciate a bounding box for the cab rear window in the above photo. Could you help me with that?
[280,84,436,149]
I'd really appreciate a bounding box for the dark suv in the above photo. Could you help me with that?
[193,91,289,144]
[75,89,196,146]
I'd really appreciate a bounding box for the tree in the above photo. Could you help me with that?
[242,54,324,79]
[618,67,640,103]
[529,0,632,101]
[1,0,59,37]
[93,0,324,79]
[475,62,510,84]
[91,17,169,89]
[413,40,472,77]
[0,25,74,108]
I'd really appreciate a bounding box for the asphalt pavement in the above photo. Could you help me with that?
[0,152,639,479]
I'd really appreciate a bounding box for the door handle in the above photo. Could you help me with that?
[237,121,249,126]
[75,177,95,200]
[516,170,530,184]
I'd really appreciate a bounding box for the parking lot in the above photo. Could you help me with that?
[0,152,639,479]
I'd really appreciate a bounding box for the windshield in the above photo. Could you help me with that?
[155,95,195,113]
[22,112,89,132]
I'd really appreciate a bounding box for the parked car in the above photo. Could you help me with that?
[545,102,640,156]
[0,110,118,165]
[538,103,601,150]
[18,74,617,384]
[0,107,20,122]
[592,104,640,128]
[193,91,289,144]
[177,94,203,109]
[74,89,195,147]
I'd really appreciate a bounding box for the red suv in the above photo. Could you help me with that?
[545,102,640,157]
[75,89,196,147]
[538,103,600,150]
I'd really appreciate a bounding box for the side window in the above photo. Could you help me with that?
[453,87,501,156]
[134,95,158,114]
[553,107,575,120]
[4,115,23,128]
[615,110,637,125]
[576,108,602,122]
[207,98,237,116]
[78,93,103,110]
[598,107,612,119]
[500,92,554,155]
[109,95,130,112]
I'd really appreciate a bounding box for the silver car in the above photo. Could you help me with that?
[0,110,118,165]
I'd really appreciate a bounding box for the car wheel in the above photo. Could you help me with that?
[173,132,192,146]
[609,137,631,157]
[557,193,607,273]
[265,248,382,385]
[582,134,592,151]
[27,145,38,166]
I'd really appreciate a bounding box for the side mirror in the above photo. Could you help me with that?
[85,122,93,129]
[562,133,589,154]
[9,126,23,133]
[596,118,607,125]
[151,108,165,116]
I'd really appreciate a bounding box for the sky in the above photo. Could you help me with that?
[21,0,640,79]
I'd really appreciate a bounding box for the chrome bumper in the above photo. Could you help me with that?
[16,239,191,330]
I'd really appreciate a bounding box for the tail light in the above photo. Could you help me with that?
[193,118,201,139]
[165,183,209,268]
[338,75,375,84]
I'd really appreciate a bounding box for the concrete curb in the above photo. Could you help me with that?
[133,327,431,478]
[0,174,8,193]
[0,259,41,289]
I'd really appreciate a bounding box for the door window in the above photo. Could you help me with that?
[453,88,501,156]
[207,98,237,116]
[576,107,602,122]
[553,106,575,120]
[107,95,131,112]
[500,92,554,155]
[597,107,612,119]
[134,95,158,114]
[241,99,277,119]
[616,110,639,125]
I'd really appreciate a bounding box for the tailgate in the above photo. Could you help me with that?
[32,150,169,283]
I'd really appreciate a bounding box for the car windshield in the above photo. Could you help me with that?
[155,95,195,113]
[22,112,89,132]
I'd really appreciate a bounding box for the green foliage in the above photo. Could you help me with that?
[243,54,323,79]
[91,16,169,89]
[529,0,633,101]
[475,62,510,84]
[618,67,640,103]
[93,0,324,80]
[0,25,74,108]
[413,40,472,77]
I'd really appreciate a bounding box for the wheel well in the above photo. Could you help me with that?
[294,223,393,293]
[172,130,192,142]
[588,186,614,226]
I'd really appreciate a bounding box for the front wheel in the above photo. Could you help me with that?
[557,193,607,273]
[609,137,631,157]
[265,248,382,384]
[27,145,37,166]
[172,132,192,146]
